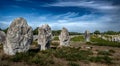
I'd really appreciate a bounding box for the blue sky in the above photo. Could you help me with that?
[0,0,120,32]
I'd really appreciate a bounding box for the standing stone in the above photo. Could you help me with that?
[33,35,38,41]
[0,31,6,44]
[84,30,90,42]
[38,24,52,50]
[59,27,70,46]
[4,17,33,55]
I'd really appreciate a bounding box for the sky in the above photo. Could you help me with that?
[0,0,120,32]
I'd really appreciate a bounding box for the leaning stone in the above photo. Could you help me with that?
[59,27,70,46]
[4,17,33,55]
[38,24,52,50]
[0,31,6,44]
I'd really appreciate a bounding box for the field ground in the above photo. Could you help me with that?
[0,35,120,66]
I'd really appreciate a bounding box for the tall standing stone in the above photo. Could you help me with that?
[59,27,70,46]
[0,31,6,44]
[4,17,33,55]
[38,24,52,50]
[84,30,90,42]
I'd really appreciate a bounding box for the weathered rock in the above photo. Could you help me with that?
[4,17,33,55]
[0,31,6,44]
[33,35,38,41]
[59,27,70,46]
[84,30,90,42]
[38,24,52,50]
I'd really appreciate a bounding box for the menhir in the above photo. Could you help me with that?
[38,24,52,50]
[59,27,70,46]
[4,17,33,55]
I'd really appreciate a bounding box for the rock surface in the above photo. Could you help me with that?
[84,30,90,42]
[38,24,52,50]
[0,31,6,44]
[33,35,38,41]
[59,27,70,46]
[4,17,33,55]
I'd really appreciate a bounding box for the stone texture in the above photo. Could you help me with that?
[38,24,52,50]
[59,27,70,46]
[84,30,90,42]
[4,17,33,55]
[0,31,6,44]
[33,35,38,41]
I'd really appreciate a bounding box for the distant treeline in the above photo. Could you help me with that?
[0,28,120,35]
[94,30,120,35]
[33,27,81,35]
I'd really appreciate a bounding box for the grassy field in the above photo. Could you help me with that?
[0,35,120,66]
[0,48,114,66]
[88,36,120,47]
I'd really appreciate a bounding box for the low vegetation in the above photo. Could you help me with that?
[70,36,84,42]
[53,36,59,40]
[0,45,114,66]
[89,36,120,47]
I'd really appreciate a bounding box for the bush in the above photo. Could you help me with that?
[68,62,79,66]
[54,47,93,61]
[109,49,115,53]
[89,55,112,64]
[98,51,111,56]
[0,61,10,66]
[31,49,54,65]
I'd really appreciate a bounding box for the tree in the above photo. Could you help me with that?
[104,31,118,35]
[52,30,61,36]
[3,28,8,33]
[94,30,100,34]
[0,28,2,30]
[33,27,38,35]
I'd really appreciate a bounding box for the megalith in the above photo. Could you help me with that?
[59,27,70,46]
[4,17,33,55]
[84,30,90,42]
[38,24,52,50]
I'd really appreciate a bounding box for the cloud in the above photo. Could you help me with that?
[0,0,120,32]
[0,22,10,29]
[44,0,120,12]
[25,12,120,32]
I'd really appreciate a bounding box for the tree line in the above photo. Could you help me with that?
[0,28,120,35]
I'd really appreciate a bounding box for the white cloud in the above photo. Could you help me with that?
[0,11,119,32]
[44,0,120,12]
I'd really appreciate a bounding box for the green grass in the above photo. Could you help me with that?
[98,50,112,56]
[9,49,54,66]
[53,36,59,40]
[0,61,10,66]
[89,36,120,47]
[0,44,3,50]
[88,55,113,64]
[51,42,59,46]
[0,46,114,66]
[54,47,93,61]
[32,41,38,46]
[71,36,84,42]
[68,62,80,66]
